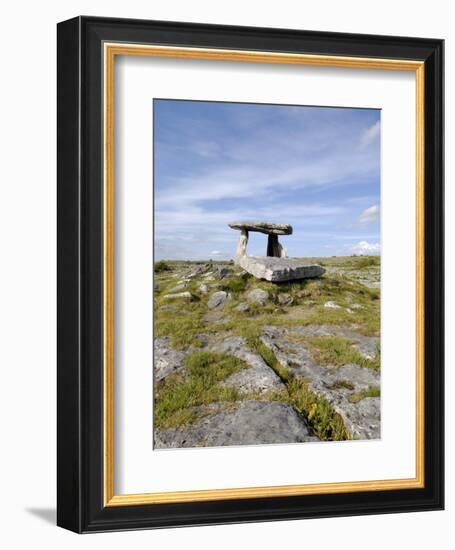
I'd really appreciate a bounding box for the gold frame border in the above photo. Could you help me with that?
[103,43,425,507]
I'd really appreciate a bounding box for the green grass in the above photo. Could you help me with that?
[356,256,380,269]
[220,275,248,293]
[328,380,355,391]
[286,378,349,441]
[208,302,378,337]
[288,335,380,370]
[154,257,380,439]
[154,351,248,429]
[348,386,381,404]
[155,313,205,349]
[252,339,295,384]
[242,331,349,441]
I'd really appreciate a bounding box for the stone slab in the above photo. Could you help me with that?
[229,221,292,235]
[238,256,325,282]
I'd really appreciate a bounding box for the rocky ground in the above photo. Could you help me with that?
[153,256,381,449]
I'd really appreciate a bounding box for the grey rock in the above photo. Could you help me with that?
[247,288,269,306]
[228,221,293,235]
[234,302,250,313]
[261,330,318,379]
[352,339,379,360]
[216,266,232,280]
[260,325,381,439]
[186,264,209,279]
[213,336,283,394]
[277,293,294,306]
[154,400,318,448]
[168,283,186,293]
[198,283,209,293]
[161,291,194,301]
[207,290,230,309]
[324,301,341,309]
[154,337,188,381]
[238,256,325,282]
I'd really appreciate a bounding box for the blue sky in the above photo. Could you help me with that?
[154,99,380,260]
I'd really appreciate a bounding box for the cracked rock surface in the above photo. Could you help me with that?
[154,257,381,448]
[155,400,318,449]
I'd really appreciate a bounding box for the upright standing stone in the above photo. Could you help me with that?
[236,229,249,258]
[229,221,292,263]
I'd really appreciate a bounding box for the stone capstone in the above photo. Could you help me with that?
[228,221,293,235]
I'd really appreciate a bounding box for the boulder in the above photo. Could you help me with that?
[247,288,269,306]
[154,337,188,381]
[186,264,210,279]
[278,293,294,306]
[216,266,232,279]
[207,290,230,309]
[234,302,250,313]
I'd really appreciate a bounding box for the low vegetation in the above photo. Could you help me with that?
[288,335,381,370]
[154,255,381,442]
[154,260,171,273]
[251,336,349,440]
[154,351,247,429]
[348,386,381,404]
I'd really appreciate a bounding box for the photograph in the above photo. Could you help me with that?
[153,99,381,449]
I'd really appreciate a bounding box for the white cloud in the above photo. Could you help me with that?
[348,240,380,255]
[155,102,381,259]
[359,204,380,224]
[360,121,380,148]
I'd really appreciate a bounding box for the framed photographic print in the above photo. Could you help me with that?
[57,16,444,532]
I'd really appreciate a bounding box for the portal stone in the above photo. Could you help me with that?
[228,220,325,282]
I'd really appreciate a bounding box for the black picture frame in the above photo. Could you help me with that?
[57,16,444,533]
